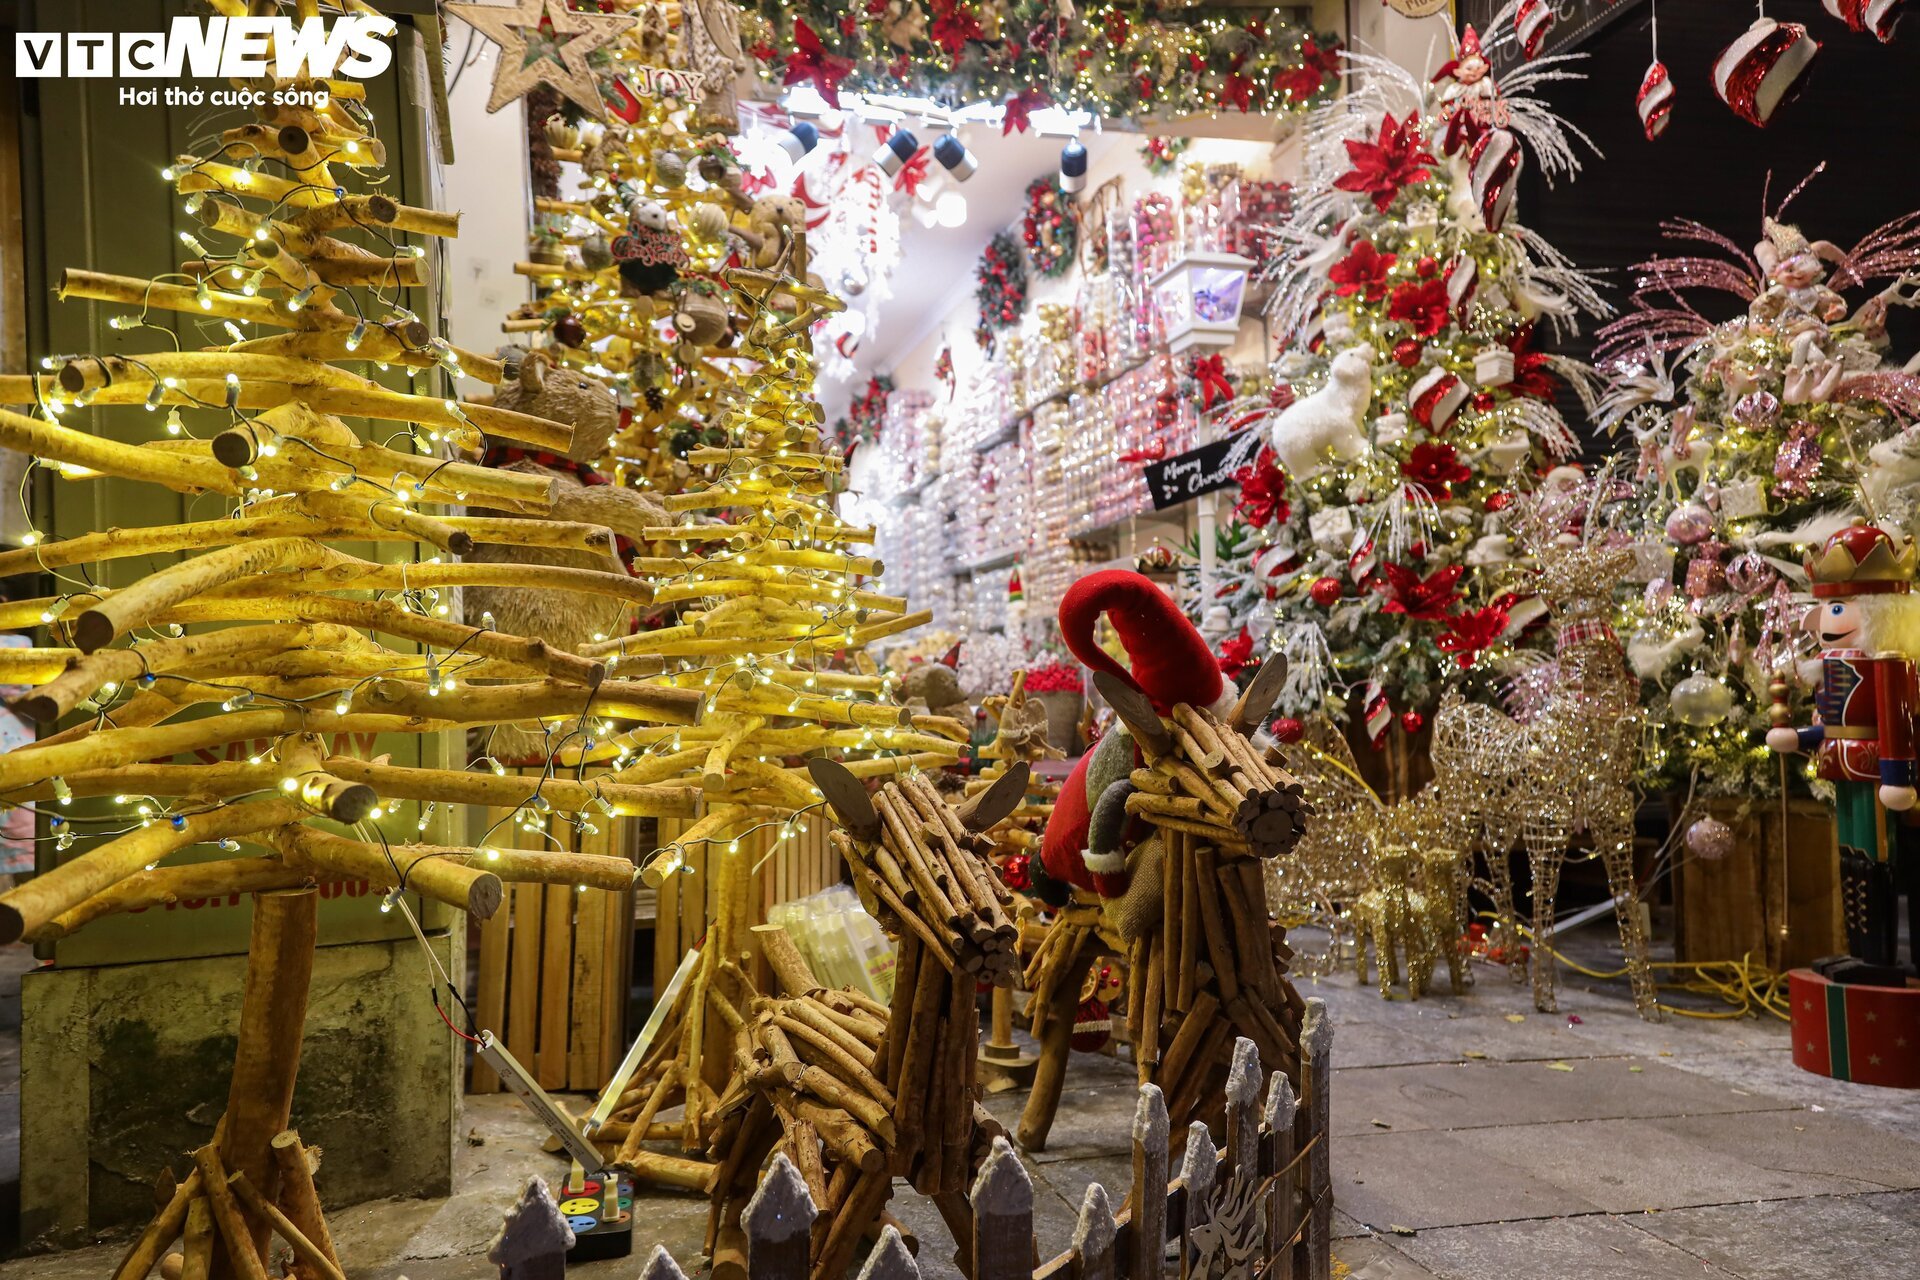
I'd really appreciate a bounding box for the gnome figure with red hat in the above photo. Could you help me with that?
[1767,520,1920,985]
[1035,570,1242,939]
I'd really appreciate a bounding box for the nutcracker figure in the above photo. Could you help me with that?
[1767,520,1920,985]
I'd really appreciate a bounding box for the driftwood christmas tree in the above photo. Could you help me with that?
[486,4,961,1186]
[0,17,708,1277]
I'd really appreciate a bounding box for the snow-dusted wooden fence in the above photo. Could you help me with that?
[603,1000,1332,1280]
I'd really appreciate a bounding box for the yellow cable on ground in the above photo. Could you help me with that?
[1525,937,1790,1021]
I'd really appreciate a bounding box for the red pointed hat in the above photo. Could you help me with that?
[1432,25,1487,83]
[1058,569,1225,714]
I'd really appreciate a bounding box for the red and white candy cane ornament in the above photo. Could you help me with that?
[1408,366,1469,432]
[1637,1,1674,142]
[1468,128,1523,233]
[1446,250,1478,318]
[1515,0,1554,59]
[1637,62,1675,140]
[1713,14,1820,127]
[1823,0,1904,41]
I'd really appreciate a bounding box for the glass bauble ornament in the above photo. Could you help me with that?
[1686,817,1735,862]
[1669,669,1735,726]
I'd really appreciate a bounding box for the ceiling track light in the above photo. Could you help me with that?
[778,121,820,163]
[873,127,918,176]
[932,133,978,182]
[1059,138,1089,193]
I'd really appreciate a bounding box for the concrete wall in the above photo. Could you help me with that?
[18,928,463,1249]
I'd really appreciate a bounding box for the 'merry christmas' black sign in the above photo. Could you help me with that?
[1141,432,1265,511]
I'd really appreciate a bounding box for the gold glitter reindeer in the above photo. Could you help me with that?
[1430,478,1662,1020]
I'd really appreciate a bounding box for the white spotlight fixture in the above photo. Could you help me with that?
[778,121,820,163]
[932,133,978,182]
[873,128,918,176]
[1059,138,1088,193]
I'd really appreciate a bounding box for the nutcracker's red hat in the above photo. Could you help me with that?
[1042,571,1226,899]
[1057,569,1226,714]
[1807,520,1915,597]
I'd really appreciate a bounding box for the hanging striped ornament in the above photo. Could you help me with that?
[1822,0,1905,41]
[1713,17,1820,127]
[1445,250,1478,318]
[1359,681,1393,748]
[1637,60,1675,140]
[1408,366,1469,432]
[1468,128,1523,233]
[1515,0,1555,59]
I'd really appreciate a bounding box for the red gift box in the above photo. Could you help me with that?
[1788,967,1920,1089]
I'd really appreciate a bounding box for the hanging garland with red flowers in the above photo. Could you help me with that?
[975,229,1027,341]
[1021,176,1077,278]
[743,4,1342,123]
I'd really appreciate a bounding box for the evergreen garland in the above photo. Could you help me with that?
[1022,176,1077,278]
[975,230,1027,335]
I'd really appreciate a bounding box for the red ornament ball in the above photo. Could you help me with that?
[1417,255,1439,278]
[552,313,586,347]
[1400,710,1425,734]
[1273,717,1305,743]
[1309,576,1343,607]
[999,852,1032,892]
[1392,338,1424,368]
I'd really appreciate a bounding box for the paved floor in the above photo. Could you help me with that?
[3,925,1918,1279]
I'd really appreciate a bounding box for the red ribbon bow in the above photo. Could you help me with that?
[1191,355,1234,411]
[783,19,853,108]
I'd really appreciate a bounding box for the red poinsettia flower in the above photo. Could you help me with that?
[1276,35,1342,102]
[1435,605,1510,669]
[1401,440,1472,498]
[1233,447,1290,528]
[1328,241,1396,302]
[1387,277,1450,336]
[1218,627,1257,681]
[1378,563,1465,621]
[839,13,857,37]
[1504,323,1560,400]
[929,0,984,57]
[1105,10,1130,44]
[1334,112,1435,212]
[1003,86,1050,135]
[783,19,853,108]
[1221,72,1257,112]
[865,0,890,12]
[749,40,778,63]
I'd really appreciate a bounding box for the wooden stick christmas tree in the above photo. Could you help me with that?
[0,12,711,1273]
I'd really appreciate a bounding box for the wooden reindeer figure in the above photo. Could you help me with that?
[701,761,1031,1280]
[1430,478,1662,1020]
[1014,571,1312,1153]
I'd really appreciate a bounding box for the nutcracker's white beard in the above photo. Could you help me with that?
[1851,591,1920,657]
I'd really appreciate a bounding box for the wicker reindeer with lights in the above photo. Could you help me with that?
[1429,478,1661,1020]
[1017,571,1313,1151]
[701,760,1031,1280]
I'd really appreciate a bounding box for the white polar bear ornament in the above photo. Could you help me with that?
[1269,343,1375,481]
